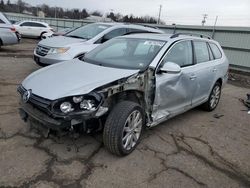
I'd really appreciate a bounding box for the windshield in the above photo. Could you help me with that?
[83,38,166,70]
[66,23,111,40]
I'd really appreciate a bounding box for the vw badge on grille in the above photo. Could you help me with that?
[23,90,31,103]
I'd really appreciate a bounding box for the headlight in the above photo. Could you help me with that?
[48,47,70,54]
[55,93,102,114]
[80,100,95,111]
[60,102,74,113]
[73,96,83,103]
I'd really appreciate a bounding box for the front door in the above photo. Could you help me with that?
[19,22,32,36]
[152,40,197,122]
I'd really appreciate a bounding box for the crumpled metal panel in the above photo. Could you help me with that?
[151,71,195,125]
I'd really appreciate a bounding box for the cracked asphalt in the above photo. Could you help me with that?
[0,39,250,188]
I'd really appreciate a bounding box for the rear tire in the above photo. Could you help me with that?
[202,82,221,111]
[103,101,145,156]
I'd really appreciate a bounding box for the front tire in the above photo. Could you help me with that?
[40,32,47,39]
[202,82,222,111]
[103,101,145,156]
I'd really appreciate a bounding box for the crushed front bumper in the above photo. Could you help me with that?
[19,100,107,133]
[19,102,73,130]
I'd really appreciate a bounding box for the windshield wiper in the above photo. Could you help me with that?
[67,35,87,39]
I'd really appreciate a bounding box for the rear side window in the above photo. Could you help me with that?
[193,41,210,63]
[30,22,46,28]
[0,19,5,24]
[209,43,222,59]
[20,22,32,26]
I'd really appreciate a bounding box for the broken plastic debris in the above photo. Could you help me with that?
[213,114,224,119]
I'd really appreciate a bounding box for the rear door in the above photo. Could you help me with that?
[152,40,197,121]
[29,22,47,37]
[190,40,215,106]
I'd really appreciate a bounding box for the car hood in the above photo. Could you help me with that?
[22,59,139,100]
[38,36,87,48]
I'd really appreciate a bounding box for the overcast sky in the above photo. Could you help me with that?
[9,0,250,26]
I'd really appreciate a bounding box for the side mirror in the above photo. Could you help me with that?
[158,62,181,74]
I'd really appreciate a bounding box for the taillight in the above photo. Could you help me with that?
[10,27,16,32]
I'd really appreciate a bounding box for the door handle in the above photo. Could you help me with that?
[212,68,217,72]
[190,75,197,80]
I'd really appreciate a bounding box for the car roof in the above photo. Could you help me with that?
[91,22,164,33]
[119,33,171,41]
[119,33,216,42]
[19,20,49,26]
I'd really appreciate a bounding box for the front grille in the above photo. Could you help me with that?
[17,85,52,114]
[36,45,50,56]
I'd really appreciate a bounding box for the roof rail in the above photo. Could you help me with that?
[124,31,159,35]
[135,24,159,30]
[170,32,211,39]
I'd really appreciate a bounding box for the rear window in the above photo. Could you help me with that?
[209,43,222,59]
[0,19,4,24]
[193,41,210,63]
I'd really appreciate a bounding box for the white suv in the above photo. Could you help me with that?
[14,20,54,39]
[33,22,164,66]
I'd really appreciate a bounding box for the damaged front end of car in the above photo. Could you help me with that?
[17,68,156,137]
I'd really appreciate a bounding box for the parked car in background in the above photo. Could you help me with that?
[41,27,79,40]
[14,20,54,39]
[18,33,229,156]
[34,22,164,66]
[0,12,21,48]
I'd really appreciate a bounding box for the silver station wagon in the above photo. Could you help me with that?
[18,33,229,156]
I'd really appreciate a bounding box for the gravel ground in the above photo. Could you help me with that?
[0,39,250,188]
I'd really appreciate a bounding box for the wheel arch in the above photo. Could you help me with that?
[216,78,223,86]
[106,90,146,110]
[40,31,47,38]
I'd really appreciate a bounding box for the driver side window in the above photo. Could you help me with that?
[162,41,193,67]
